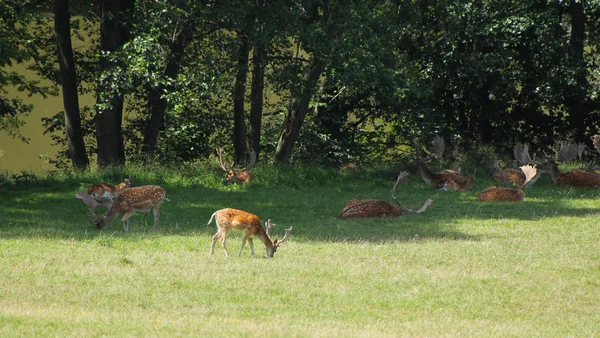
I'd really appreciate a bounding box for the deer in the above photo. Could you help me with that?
[538,142,600,188]
[92,185,167,232]
[489,143,542,186]
[216,148,256,185]
[414,136,475,190]
[74,178,133,216]
[208,208,292,258]
[477,165,537,202]
[339,171,434,219]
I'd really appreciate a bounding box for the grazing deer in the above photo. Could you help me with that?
[208,208,292,258]
[75,178,133,216]
[538,143,600,188]
[92,185,167,232]
[414,136,475,190]
[339,171,433,218]
[216,148,256,185]
[477,165,537,202]
[489,143,542,186]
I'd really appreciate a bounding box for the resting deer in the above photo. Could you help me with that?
[74,178,132,216]
[208,208,292,258]
[414,136,475,190]
[339,171,433,219]
[489,143,542,186]
[216,148,256,185]
[477,165,537,202]
[92,185,167,232]
[538,142,600,188]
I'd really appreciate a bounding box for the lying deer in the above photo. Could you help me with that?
[489,143,542,186]
[478,165,537,202]
[208,208,292,258]
[216,148,256,185]
[74,178,132,216]
[339,171,433,218]
[538,142,600,188]
[414,136,475,190]
[92,185,167,232]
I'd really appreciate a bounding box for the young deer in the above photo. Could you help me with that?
[92,185,167,232]
[489,143,542,186]
[538,143,600,188]
[216,148,257,185]
[208,208,292,258]
[340,172,433,218]
[75,178,132,216]
[414,136,474,190]
[477,165,537,202]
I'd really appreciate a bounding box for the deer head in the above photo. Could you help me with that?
[208,208,292,258]
[216,148,256,185]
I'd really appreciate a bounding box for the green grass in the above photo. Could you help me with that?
[1,164,600,337]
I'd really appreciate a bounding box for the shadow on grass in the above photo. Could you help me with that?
[1,176,599,243]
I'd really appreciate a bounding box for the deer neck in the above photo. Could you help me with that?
[416,161,436,185]
[547,165,560,184]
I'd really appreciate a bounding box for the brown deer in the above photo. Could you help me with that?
[414,136,475,190]
[538,143,600,188]
[216,148,256,185]
[92,185,167,232]
[75,178,133,216]
[208,208,292,258]
[477,165,537,202]
[489,143,542,186]
[339,171,433,219]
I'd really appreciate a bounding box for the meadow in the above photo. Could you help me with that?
[1,163,600,337]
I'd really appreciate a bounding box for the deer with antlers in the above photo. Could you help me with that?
[216,148,256,185]
[339,171,433,218]
[478,165,537,202]
[74,178,133,216]
[414,136,476,191]
[489,143,543,186]
[538,142,600,188]
[91,185,167,232]
[208,208,292,258]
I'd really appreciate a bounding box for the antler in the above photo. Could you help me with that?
[274,227,293,246]
[557,143,578,162]
[216,148,234,171]
[577,143,585,161]
[391,171,409,206]
[409,198,434,214]
[519,165,537,188]
[431,135,445,158]
[74,191,99,216]
[265,219,275,237]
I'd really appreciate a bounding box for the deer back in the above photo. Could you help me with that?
[213,208,263,233]
[340,199,403,219]
[477,186,526,202]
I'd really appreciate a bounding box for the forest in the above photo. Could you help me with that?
[1,0,600,170]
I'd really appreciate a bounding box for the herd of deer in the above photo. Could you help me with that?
[69,136,600,258]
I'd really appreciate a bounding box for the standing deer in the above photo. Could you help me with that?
[339,171,433,219]
[92,185,167,232]
[208,208,292,258]
[216,148,256,185]
[75,178,133,216]
[477,165,537,202]
[538,143,600,188]
[489,143,542,186]
[414,136,475,190]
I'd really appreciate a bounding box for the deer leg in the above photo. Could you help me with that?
[248,238,255,257]
[152,208,160,231]
[238,235,248,257]
[120,211,134,232]
[220,230,230,257]
[210,231,221,255]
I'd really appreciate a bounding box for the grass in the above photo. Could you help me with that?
[1,163,600,337]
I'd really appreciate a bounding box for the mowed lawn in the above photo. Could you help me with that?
[1,165,599,337]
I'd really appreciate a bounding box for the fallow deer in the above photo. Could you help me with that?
[92,185,167,232]
[477,165,537,202]
[216,148,256,185]
[489,143,542,186]
[414,136,475,190]
[339,171,434,219]
[436,175,476,191]
[208,208,292,258]
[538,143,600,188]
[75,178,132,216]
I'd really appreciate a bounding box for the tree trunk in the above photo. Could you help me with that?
[249,37,266,162]
[233,33,251,164]
[565,0,587,143]
[54,0,89,171]
[95,0,133,167]
[274,59,325,163]
[142,30,190,156]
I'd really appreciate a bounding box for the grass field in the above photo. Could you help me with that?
[1,163,600,337]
